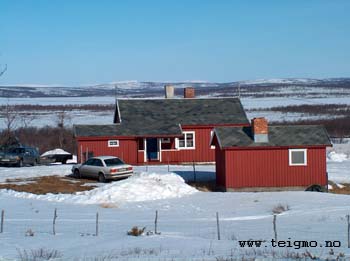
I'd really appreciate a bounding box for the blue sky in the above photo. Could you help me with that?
[0,0,349,85]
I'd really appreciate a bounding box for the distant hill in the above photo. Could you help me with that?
[1,78,350,98]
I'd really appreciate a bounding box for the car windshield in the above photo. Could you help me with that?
[8,148,25,154]
[104,158,125,166]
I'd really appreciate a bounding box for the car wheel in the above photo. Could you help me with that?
[62,159,67,164]
[74,169,81,179]
[32,160,37,166]
[98,173,106,183]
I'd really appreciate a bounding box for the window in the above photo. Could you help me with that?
[84,158,95,165]
[92,159,104,167]
[161,138,171,143]
[289,149,307,166]
[104,157,125,166]
[108,140,119,147]
[177,131,195,149]
[210,130,215,149]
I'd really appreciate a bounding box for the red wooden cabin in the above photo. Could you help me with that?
[212,118,332,191]
[74,90,249,165]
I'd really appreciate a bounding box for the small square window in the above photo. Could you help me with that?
[289,149,307,166]
[161,138,171,143]
[108,140,119,147]
[210,130,215,149]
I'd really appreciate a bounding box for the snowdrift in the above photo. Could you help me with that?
[0,172,198,204]
[327,151,348,162]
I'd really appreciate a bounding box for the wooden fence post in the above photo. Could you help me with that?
[53,208,57,235]
[273,214,277,242]
[96,212,99,236]
[347,215,350,248]
[155,210,159,235]
[193,161,196,183]
[167,157,170,172]
[216,212,220,240]
[0,210,4,233]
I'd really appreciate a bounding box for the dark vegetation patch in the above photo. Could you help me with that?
[0,104,114,112]
[187,181,217,192]
[0,176,96,194]
[0,126,76,154]
[272,116,350,138]
[328,181,350,195]
[251,104,350,116]
[248,104,350,137]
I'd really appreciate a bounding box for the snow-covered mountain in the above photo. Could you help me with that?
[0,78,349,98]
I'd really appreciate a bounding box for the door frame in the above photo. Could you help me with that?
[144,138,162,162]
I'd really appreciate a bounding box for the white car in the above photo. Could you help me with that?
[72,156,133,182]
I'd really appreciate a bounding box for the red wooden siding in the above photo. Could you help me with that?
[77,138,138,164]
[222,147,327,189]
[215,147,226,188]
[76,124,251,165]
[162,127,215,163]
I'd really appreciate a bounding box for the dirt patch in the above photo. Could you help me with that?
[187,181,217,192]
[0,176,97,194]
[329,181,350,195]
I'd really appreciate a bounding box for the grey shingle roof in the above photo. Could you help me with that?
[214,125,332,148]
[115,98,249,126]
[74,98,249,137]
[74,123,182,137]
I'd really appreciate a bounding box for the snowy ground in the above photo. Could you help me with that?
[0,145,349,260]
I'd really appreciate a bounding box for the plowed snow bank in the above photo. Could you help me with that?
[0,172,197,204]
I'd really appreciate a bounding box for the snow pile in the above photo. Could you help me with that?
[41,148,71,157]
[1,172,198,204]
[327,151,348,162]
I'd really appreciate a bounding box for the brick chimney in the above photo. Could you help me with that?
[164,85,174,98]
[251,117,268,143]
[184,87,195,98]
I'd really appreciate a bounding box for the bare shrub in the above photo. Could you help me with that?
[272,116,350,138]
[25,229,34,237]
[17,248,62,261]
[127,226,145,236]
[99,203,118,208]
[2,126,76,154]
[272,204,290,214]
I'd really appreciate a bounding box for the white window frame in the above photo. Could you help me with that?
[108,140,119,147]
[161,138,171,143]
[289,149,307,166]
[176,131,195,150]
[210,130,215,149]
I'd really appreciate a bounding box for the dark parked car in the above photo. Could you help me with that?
[0,146,40,167]
[72,156,133,182]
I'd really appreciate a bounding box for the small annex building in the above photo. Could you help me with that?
[74,90,249,165]
[212,117,332,191]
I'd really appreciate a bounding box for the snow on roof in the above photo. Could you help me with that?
[41,148,71,157]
